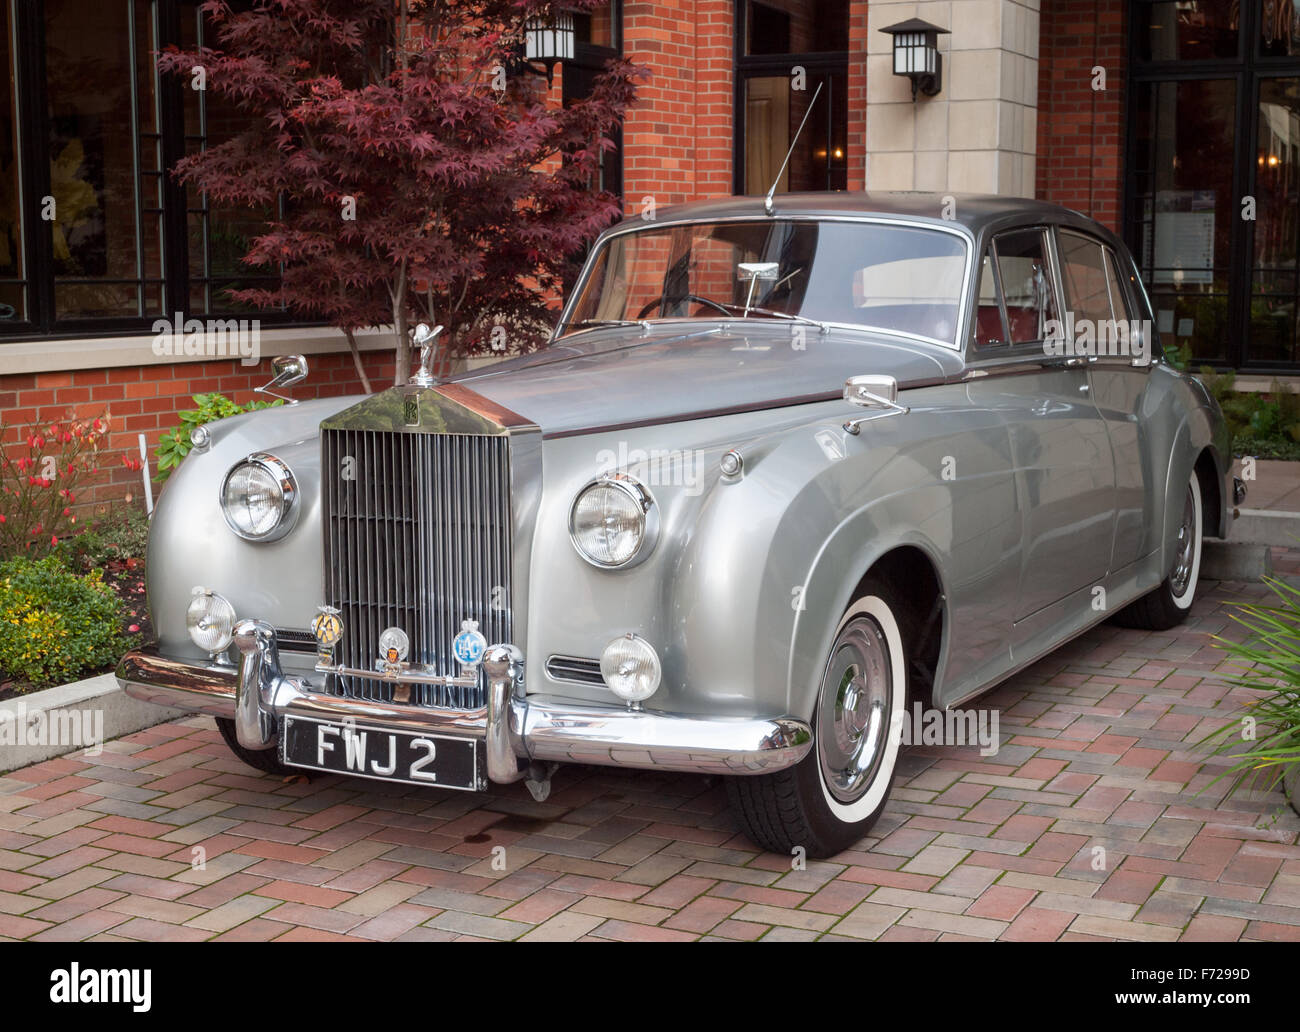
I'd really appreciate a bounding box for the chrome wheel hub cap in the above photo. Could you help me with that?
[1170,484,1196,597]
[817,616,892,803]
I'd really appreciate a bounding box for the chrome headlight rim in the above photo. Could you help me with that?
[568,472,661,569]
[220,451,299,542]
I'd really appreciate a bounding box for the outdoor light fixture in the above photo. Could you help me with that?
[524,10,575,87]
[881,18,949,100]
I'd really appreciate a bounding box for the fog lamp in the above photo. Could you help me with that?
[600,633,662,706]
[186,588,236,655]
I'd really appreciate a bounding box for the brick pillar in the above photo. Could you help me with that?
[622,0,734,212]
[847,0,870,190]
[1036,0,1126,232]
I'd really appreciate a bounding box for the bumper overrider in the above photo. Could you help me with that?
[116,620,813,787]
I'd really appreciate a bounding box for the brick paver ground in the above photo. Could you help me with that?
[2,562,1299,942]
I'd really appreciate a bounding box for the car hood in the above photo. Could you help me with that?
[448,323,963,437]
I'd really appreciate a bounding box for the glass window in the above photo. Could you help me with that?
[742,71,847,193]
[45,0,164,320]
[992,229,1058,344]
[1103,248,1135,323]
[564,220,969,345]
[744,0,848,56]
[1260,0,1300,57]
[1137,0,1239,61]
[1058,231,1115,326]
[973,253,1008,347]
[0,0,23,323]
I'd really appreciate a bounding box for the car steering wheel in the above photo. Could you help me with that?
[635,293,733,319]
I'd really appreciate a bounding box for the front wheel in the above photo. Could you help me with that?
[1113,467,1204,630]
[726,579,908,858]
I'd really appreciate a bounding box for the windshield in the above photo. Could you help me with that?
[561,219,969,346]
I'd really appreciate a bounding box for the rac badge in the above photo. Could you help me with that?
[452,620,487,668]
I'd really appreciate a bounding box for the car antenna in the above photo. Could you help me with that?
[764,81,823,216]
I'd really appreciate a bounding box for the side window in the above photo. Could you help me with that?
[992,229,1058,344]
[974,252,1009,347]
[1058,231,1114,326]
[1102,247,1133,322]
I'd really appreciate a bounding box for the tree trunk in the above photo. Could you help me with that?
[342,328,373,394]
[392,264,409,387]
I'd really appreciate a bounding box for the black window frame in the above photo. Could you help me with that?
[1,0,304,343]
[1124,0,1300,372]
[732,0,850,196]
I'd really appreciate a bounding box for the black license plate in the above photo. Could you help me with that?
[281,716,480,791]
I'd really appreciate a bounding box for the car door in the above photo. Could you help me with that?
[1056,229,1155,572]
[968,226,1117,625]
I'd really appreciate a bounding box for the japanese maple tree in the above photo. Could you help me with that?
[160,0,643,386]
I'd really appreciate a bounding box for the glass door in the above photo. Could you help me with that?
[1126,0,1300,370]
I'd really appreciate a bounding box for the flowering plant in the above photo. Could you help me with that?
[0,413,109,559]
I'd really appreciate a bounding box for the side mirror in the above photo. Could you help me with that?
[844,374,900,409]
[256,354,309,405]
[843,374,908,435]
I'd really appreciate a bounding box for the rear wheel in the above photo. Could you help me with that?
[726,579,908,858]
[215,717,292,776]
[1113,468,1204,630]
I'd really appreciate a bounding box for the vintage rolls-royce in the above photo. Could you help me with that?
[118,193,1239,858]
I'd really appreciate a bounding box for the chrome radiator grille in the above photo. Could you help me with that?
[320,428,512,709]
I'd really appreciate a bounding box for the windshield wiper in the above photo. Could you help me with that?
[725,304,831,335]
[567,318,651,332]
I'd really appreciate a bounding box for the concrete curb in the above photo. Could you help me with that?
[1202,540,1274,582]
[0,672,185,775]
[1228,508,1300,548]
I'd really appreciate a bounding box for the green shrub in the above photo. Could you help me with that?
[155,392,281,482]
[0,555,138,690]
[63,504,150,571]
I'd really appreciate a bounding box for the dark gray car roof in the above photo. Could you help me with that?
[616,191,1093,235]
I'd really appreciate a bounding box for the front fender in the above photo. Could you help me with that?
[147,395,363,660]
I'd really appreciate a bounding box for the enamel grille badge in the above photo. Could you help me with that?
[403,394,420,427]
[453,620,487,667]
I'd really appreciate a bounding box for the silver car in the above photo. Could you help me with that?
[118,193,1237,858]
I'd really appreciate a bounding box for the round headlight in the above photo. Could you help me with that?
[569,474,659,568]
[600,633,662,704]
[187,588,236,655]
[220,453,298,541]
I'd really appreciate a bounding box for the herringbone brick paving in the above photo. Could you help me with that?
[2,559,1298,941]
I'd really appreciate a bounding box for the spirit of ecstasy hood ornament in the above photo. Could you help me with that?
[409,323,444,387]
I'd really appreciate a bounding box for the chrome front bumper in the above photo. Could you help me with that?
[116,621,812,784]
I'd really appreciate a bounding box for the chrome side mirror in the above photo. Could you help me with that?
[843,374,909,435]
[410,323,444,387]
[255,354,309,405]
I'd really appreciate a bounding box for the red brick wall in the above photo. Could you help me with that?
[0,351,392,517]
[621,0,734,211]
[1035,0,1127,233]
[846,0,868,191]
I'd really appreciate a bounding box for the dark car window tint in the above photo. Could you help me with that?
[992,229,1058,344]
[1058,231,1114,326]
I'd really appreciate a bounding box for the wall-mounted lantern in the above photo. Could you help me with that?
[880,18,949,101]
[524,11,576,87]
